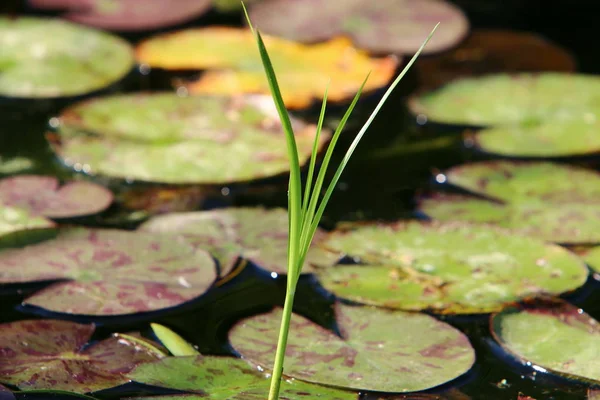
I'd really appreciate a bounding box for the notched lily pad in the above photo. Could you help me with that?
[0,17,134,98]
[0,228,217,315]
[409,73,600,127]
[248,0,468,54]
[0,175,113,219]
[127,355,357,399]
[135,28,398,109]
[317,221,587,314]
[229,303,475,392]
[27,0,212,31]
[52,93,327,184]
[420,161,600,244]
[491,298,600,383]
[0,319,161,392]
[140,207,340,275]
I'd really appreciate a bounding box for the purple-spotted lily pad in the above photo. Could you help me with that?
[229,303,475,392]
[27,0,212,32]
[248,0,469,54]
[419,161,600,244]
[127,355,357,399]
[0,17,133,98]
[491,299,600,383]
[140,207,340,275]
[316,221,587,314]
[0,175,113,219]
[52,93,327,184]
[409,73,600,127]
[0,320,162,393]
[0,228,217,315]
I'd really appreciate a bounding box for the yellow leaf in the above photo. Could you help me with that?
[136,27,398,109]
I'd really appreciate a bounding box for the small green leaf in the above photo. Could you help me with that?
[151,323,199,356]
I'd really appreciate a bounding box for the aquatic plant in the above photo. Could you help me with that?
[243,5,438,399]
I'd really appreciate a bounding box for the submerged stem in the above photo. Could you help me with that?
[267,279,298,400]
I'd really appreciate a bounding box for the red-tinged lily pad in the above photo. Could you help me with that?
[415,30,576,90]
[0,17,134,99]
[139,207,340,275]
[0,319,162,393]
[229,303,475,392]
[491,298,600,383]
[248,0,469,55]
[0,175,112,219]
[409,73,600,127]
[135,28,398,109]
[127,355,357,399]
[0,228,217,315]
[316,221,587,314]
[27,0,212,32]
[419,161,600,244]
[52,93,327,184]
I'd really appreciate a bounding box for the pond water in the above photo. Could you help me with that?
[2,1,600,399]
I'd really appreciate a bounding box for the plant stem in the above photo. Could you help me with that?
[267,279,298,400]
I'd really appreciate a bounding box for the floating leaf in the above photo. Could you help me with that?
[415,29,575,90]
[0,205,55,242]
[52,93,327,184]
[0,319,161,392]
[0,17,133,98]
[0,175,113,219]
[491,299,600,383]
[150,323,199,356]
[0,228,217,315]
[409,73,600,127]
[317,221,587,314]
[229,303,475,392]
[0,157,35,175]
[140,207,339,274]
[420,161,600,244]
[248,0,468,55]
[135,28,397,109]
[127,355,357,399]
[584,247,600,274]
[27,0,212,31]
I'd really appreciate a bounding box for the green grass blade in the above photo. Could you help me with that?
[305,24,440,246]
[301,82,329,218]
[254,30,304,275]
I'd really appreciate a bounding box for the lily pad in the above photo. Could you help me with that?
[0,157,35,175]
[409,73,600,127]
[0,205,55,242]
[229,303,475,392]
[316,221,587,314]
[419,161,600,244]
[139,207,339,274]
[0,319,162,392]
[0,175,113,219]
[127,355,357,399]
[135,28,398,109]
[27,0,212,31]
[0,228,217,315]
[248,0,468,55]
[491,299,600,383]
[583,247,600,274]
[415,30,576,90]
[0,17,134,98]
[52,93,327,184]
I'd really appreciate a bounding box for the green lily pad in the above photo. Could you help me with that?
[316,221,587,314]
[0,228,217,315]
[127,355,357,399]
[139,207,340,275]
[583,247,600,274]
[229,303,475,392]
[419,161,600,244]
[491,298,600,383]
[0,319,162,393]
[409,73,600,127]
[27,0,212,32]
[0,205,55,241]
[248,0,469,54]
[0,17,134,98]
[52,93,327,184]
[0,175,113,219]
